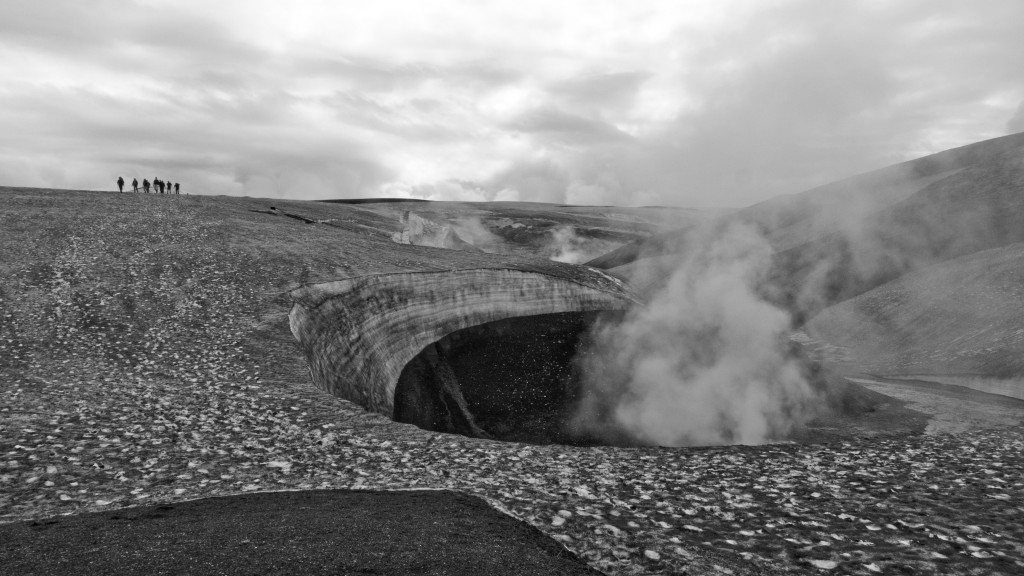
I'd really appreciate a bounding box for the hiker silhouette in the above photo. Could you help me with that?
[125,176,182,195]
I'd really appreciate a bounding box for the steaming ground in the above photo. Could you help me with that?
[572,224,816,446]
[345,198,712,261]
[3,184,1024,574]
[591,132,1024,316]
[367,201,894,448]
[804,243,1024,387]
[583,133,1024,443]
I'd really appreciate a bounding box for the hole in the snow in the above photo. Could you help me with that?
[394,311,623,445]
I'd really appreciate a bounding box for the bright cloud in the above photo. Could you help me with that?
[0,0,1021,206]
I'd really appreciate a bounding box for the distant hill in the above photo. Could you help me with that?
[764,132,1024,321]
[803,243,1024,395]
[582,132,1024,391]
[344,200,713,261]
[589,132,1024,320]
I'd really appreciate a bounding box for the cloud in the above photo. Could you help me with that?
[234,153,394,200]
[1009,100,1024,134]
[487,158,571,204]
[299,56,522,96]
[506,107,632,145]
[323,91,471,142]
[400,180,493,202]
[0,1,1021,204]
[0,82,391,196]
[548,71,651,116]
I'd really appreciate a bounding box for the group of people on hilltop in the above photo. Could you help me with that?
[116,176,181,194]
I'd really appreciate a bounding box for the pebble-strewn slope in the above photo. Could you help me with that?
[2,188,1023,575]
[3,364,1022,575]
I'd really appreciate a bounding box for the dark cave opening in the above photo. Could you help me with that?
[393,311,620,444]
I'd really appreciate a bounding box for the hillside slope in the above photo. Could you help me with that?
[588,132,1024,322]
[0,188,646,412]
[767,132,1024,320]
[803,243,1024,385]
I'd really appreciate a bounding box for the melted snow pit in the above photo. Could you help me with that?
[394,311,621,444]
[288,267,899,446]
[288,267,638,444]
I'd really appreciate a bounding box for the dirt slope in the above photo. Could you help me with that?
[803,243,1024,389]
[588,132,1024,321]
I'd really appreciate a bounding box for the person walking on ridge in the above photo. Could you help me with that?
[132,178,139,193]
[117,176,124,193]
[174,182,180,194]
[143,178,150,193]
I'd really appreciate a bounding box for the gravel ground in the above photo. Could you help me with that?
[3,190,1024,575]
[4,357,1023,575]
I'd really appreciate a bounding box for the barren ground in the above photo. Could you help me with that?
[846,376,1024,436]
[2,188,1023,575]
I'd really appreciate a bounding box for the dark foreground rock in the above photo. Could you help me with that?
[0,489,603,576]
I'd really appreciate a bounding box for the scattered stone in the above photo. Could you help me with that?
[2,194,1022,576]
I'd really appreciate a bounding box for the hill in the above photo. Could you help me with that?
[802,243,1024,398]
[764,131,1024,320]
[336,199,711,261]
[589,132,1024,321]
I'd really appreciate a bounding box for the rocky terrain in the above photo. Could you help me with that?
[2,158,1024,576]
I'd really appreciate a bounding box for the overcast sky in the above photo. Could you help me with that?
[1,1,1022,207]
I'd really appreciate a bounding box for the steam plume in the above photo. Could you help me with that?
[572,223,817,446]
[547,225,589,264]
[451,216,506,253]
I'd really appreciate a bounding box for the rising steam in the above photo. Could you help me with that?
[571,223,817,446]
[547,225,622,264]
[451,216,506,253]
[547,225,590,263]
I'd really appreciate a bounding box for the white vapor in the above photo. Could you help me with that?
[547,225,589,264]
[572,223,816,446]
[450,216,506,253]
